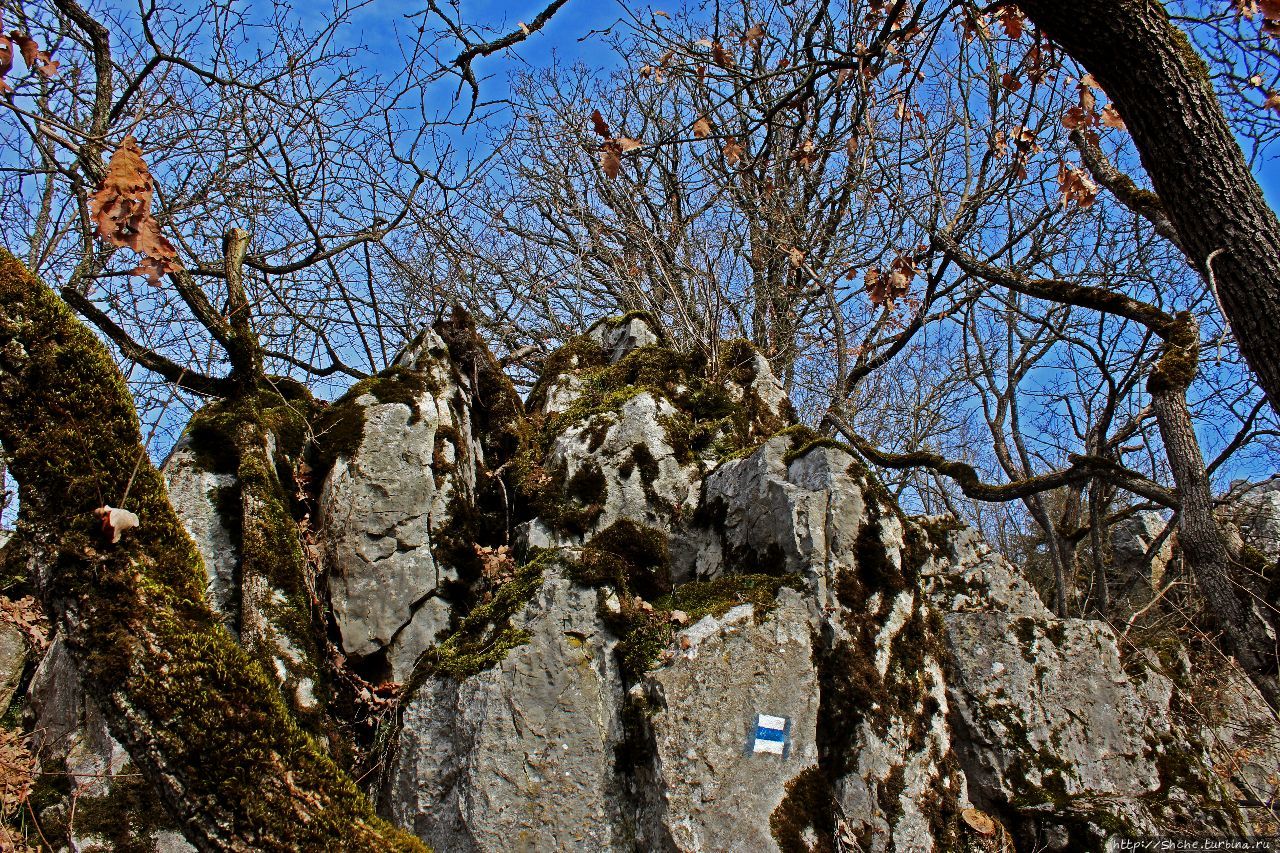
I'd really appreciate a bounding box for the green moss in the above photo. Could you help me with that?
[72,764,182,852]
[415,552,550,682]
[656,573,802,624]
[573,519,672,600]
[0,251,425,851]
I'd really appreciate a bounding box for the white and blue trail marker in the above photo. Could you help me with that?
[751,713,791,757]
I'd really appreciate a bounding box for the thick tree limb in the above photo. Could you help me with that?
[1019,0,1280,417]
[0,251,425,852]
[825,411,1179,507]
[59,286,231,396]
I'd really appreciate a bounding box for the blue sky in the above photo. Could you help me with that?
[330,1,1280,207]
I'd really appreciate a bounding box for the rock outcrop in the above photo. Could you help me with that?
[8,311,1277,852]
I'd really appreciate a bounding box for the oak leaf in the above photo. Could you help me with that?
[590,109,612,139]
[741,23,766,49]
[692,117,712,138]
[722,138,744,165]
[997,6,1025,39]
[89,136,183,284]
[1058,162,1098,210]
[9,31,58,77]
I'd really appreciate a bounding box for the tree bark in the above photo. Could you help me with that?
[1020,0,1280,417]
[0,250,424,852]
[1148,315,1278,706]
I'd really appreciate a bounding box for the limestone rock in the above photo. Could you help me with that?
[928,529,1245,846]
[320,329,481,679]
[0,619,26,712]
[638,588,820,851]
[1110,510,1175,593]
[27,638,195,851]
[382,566,627,851]
[161,435,239,621]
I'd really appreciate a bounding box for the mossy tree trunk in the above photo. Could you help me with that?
[0,250,425,851]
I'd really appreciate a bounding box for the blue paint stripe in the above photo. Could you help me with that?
[755,726,786,742]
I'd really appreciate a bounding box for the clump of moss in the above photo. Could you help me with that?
[414,552,550,682]
[71,764,183,853]
[656,572,801,624]
[573,519,672,600]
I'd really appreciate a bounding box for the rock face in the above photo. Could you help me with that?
[10,311,1276,852]
[318,329,482,680]
[639,589,820,851]
[26,639,195,852]
[162,435,240,621]
[374,315,1277,851]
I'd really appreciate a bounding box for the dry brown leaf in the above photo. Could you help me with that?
[590,109,612,139]
[961,807,996,836]
[1100,103,1126,129]
[89,136,183,284]
[1262,0,1280,17]
[95,504,140,544]
[997,5,1025,39]
[692,117,712,138]
[0,34,12,95]
[1266,92,1280,114]
[9,30,58,77]
[787,246,805,268]
[1001,72,1021,92]
[616,137,643,152]
[600,142,622,179]
[722,138,744,165]
[1058,162,1098,210]
[741,23,766,49]
[711,42,734,68]
[793,139,819,169]
[0,728,34,820]
[0,596,49,654]
[866,254,916,307]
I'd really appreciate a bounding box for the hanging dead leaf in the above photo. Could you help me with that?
[600,141,623,179]
[787,247,805,268]
[7,31,57,78]
[1100,103,1126,129]
[590,109,612,139]
[792,139,819,169]
[89,136,183,285]
[997,6,1025,39]
[741,23,766,49]
[1266,92,1280,114]
[692,117,712,138]
[961,807,997,836]
[0,34,12,95]
[722,138,745,165]
[1058,162,1098,210]
[616,137,642,152]
[711,42,734,68]
[1262,0,1280,17]
[95,505,140,544]
[1001,72,1021,92]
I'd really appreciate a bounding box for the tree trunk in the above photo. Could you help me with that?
[0,250,424,852]
[1020,0,1280,417]
[1148,315,1278,706]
